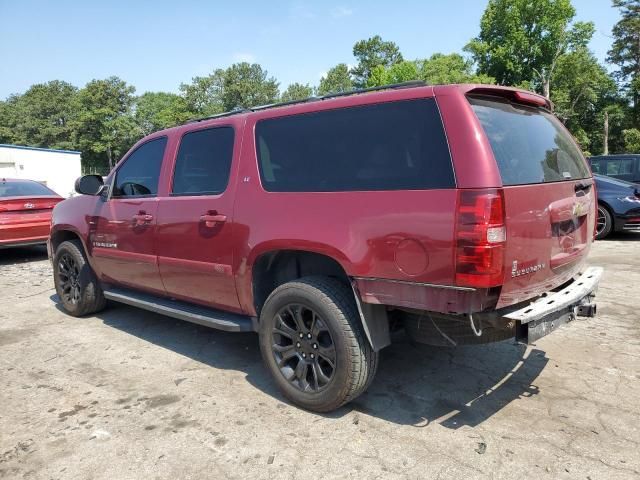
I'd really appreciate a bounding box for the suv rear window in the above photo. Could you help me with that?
[0,180,57,197]
[470,96,591,186]
[255,98,454,192]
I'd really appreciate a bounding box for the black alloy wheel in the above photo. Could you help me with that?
[57,252,81,305]
[271,304,336,392]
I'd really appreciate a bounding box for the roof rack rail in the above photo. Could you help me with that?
[318,80,427,101]
[184,80,427,124]
[187,107,251,124]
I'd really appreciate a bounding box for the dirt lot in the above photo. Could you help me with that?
[1,236,639,480]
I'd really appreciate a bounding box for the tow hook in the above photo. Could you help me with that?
[575,302,597,318]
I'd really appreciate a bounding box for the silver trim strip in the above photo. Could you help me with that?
[351,276,476,292]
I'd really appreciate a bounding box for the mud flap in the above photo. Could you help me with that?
[350,280,391,351]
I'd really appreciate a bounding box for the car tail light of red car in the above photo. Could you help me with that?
[455,188,506,288]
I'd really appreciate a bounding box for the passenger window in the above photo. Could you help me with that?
[603,158,634,176]
[113,137,167,197]
[255,99,454,192]
[590,160,601,174]
[172,127,234,195]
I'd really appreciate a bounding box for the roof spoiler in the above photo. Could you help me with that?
[466,86,553,111]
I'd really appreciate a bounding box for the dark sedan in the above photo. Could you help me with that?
[594,174,640,239]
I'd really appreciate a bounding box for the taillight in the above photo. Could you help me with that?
[455,189,506,288]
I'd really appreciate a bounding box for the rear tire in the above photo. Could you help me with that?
[595,204,613,240]
[258,276,378,412]
[53,240,106,317]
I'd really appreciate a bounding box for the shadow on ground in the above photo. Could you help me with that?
[0,245,48,266]
[600,231,640,241]
[51,294,548,430]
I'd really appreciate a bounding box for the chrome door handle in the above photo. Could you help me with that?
[132,213,153,226]
[200,213,227,228]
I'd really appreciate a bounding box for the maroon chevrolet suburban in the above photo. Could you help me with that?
[49,82,602,412]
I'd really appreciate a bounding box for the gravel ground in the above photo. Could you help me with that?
[1,237,639,480]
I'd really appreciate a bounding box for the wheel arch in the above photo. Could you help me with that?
[247,247,391,352]
[50,227,85,253]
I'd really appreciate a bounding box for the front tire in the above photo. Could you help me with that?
[595,204,613,240]
[259,276,378,412]
[53,240,106,317]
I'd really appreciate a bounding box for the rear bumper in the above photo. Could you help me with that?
[0,221,50,248]
[504,266,603,343]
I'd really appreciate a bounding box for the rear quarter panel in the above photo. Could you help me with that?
[232,89,460,315]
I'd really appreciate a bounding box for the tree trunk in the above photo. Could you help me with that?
[604,111,609,156]
[107,145,113,171]
[542,77,550,100]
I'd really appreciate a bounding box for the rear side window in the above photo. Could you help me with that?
[605,158,635,176]
[172,127,234,195]
[113,137,167,197]
[255,98,454,192]
[470,96,590,186]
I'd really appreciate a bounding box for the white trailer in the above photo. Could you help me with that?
[0,144,82,198]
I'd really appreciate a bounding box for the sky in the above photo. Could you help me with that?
[0,0,622,99]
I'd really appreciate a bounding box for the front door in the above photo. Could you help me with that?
[91,137,167,294]
[156,125,241,311]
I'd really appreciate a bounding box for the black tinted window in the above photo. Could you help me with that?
[0,180,57,197]
[172,127,234,195]
[113,137,167,197]
[470,96,590,185]
[255,99,454,192]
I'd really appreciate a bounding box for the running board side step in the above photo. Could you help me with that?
[103,287,256,332]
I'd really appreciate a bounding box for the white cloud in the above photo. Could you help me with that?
[331,6,353,18]
[232,52,256,63]
[289,2,316,20]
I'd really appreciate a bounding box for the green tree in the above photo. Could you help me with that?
[179,69,225,116]
[72,77,140,172]
[550,47,621,154]
[608,0,640,122]
[0,81,78,149]
[623,128,640,151]
[351,35,403,87]
[317,64,353,95]
[221,62,279,111]
[0,97,20,144]
[466,0,594,97]
[280,83,314,102]
[135,92,192,135]
[417,53,495,85]
[367,61,420,87]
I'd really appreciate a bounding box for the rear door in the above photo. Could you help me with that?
[90,137,167,294]
[156,124,241,312]
[469,96,596,307]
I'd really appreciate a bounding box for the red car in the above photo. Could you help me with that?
[50,82,602,412]
[0,178,62,249]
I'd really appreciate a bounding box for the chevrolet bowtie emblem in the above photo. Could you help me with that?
[24,203,35,209]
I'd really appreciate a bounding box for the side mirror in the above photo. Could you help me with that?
[75,175,104,196]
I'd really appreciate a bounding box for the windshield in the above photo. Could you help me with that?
[470,96,591,186]
[0,180,58,198]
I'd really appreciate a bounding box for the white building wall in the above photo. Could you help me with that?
[0,145,82,198]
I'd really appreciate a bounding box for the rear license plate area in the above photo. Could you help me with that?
[516,311,575,344]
